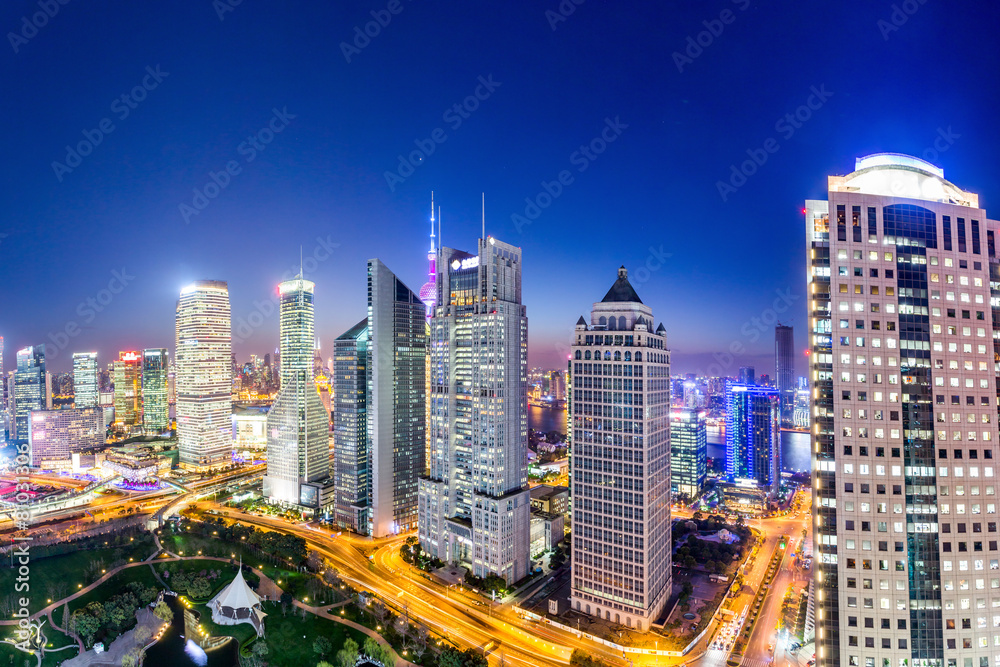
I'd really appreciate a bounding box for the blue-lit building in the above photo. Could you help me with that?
[724,381,780,495]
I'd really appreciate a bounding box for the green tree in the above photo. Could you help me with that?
[313,635,332,657]
[335,638,359,667]
[70,610,100,647]
[153,600,173,623]
[188,577,211,599]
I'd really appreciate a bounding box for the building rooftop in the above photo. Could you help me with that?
[601,267,643,304]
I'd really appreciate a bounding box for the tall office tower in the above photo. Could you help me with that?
[176,281,233,469]
[418,235,531,585]
[0,336,6,442]
[113,351,142,425]
[28,407,104,469]
[775,324,795,427]
[142,349,169,431]
[804,153,1000,667]
[367,258,427,537]
[13,346,46,447]
[670,408,707,499]
[724,382,780,494]
[738,366,756,385]
[263,276,329,505]
[72,352,99,408]
[333,319,369,532]
[568,267,672,631]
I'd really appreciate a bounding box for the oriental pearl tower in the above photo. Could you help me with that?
[418,192,437,318]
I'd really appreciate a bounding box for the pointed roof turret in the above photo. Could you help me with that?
[601,266,643,304]
[576,316,587,326]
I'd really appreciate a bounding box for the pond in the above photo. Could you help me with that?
[144,597,239,667]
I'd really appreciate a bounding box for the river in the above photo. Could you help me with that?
[528,406,811,473]
[144,596,238,667]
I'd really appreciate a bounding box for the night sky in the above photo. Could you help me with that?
[3,1,999,376]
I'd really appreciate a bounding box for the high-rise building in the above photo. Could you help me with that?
[569,267,672,631]
[113,351,142,426]
[142,349,169,432]
[176,280,233,469]
[367,258,427,537]
[28,407,104,469]
[72,352,99,409]
[724,381,780,494]
[803,153,1000,667]
[670,408,707,499]
[418,235,531,585]
[263,276,329,505]
[775,324,795,427]
[13,345,46,447]
[333,318,369,532]
[0,336,6,442]
[738,366,756,385]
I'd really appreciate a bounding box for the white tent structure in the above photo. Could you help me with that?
[208,563,266,636]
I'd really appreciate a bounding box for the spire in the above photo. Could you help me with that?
[430,191,436,253]
[482,192,486,239]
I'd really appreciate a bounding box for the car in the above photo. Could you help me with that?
[807,661,815,666]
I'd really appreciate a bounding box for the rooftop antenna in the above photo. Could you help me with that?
[481,192,486,239]
[438,206,442,254]
[430,191,436,252]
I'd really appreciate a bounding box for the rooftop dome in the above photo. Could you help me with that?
[834,153,977,207]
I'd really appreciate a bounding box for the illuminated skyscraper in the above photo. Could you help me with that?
[333,319,369,532]
[113,351,142,426]
[176,280,233,469]
[263,276,329,505]
[775,323,795,426]
[0,336,6,442]
[12,345,46,448]
[670,408,707,498]
[805,153,1000,666]
[72,352,99,409]
[569,267,672,632]
[142,349,169,431]
[418,235,530,584]
[724,382,780,494]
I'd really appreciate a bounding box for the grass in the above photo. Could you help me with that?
[66,565,160,616]
[245,601,368,667]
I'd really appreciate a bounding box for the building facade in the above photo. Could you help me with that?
[333,319,369,532]
[776,323,795,426]
[113,351,142,426]
[72,352,99,409]
[176,280,233,469]
[142,348,169,432]
[569,267,672,632]
[13,345,46,447]
[670,408,707,499]
[28,407,104,469]
[367,259,427,537]
[263,276,329,506]
[725,382,780,495]
[806,153,1000,667]
[418,235,531,585]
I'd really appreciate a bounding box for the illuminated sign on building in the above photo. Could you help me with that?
[120,351,140,362]
[450,257,480,271]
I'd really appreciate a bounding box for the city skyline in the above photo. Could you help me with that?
[7,4,998,376]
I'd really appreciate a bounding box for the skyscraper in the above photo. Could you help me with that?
[13,345,46,448]
[367,258,427,537]
[0,336,6,442]
[28,407,103,469]
[142,349,169,432]
[670,408,707,499]
[333,318,369,532]
[775,324,795,427]
[176,280,233,469]
[569,267,672,631]
[113,351,142,426]
[263,276,329,505]
[72,352,99,409]
[724,381,780,494]
[738,366,756,385]
[804,153,1000,667]
[418,235,530,585]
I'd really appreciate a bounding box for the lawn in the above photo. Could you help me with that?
[66,565,160,615]
[244,601,368,667]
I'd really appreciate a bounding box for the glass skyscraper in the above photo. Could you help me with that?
[418,235,531,585]
[113,351,142,426]
[670,408,707,499]
[176,280,233,469]
[806,153,1000,667]
[142,348,169,432]
[13,345,46,448]
[724,381,780,494]
[569,267,672,632]
[334,318,369,532]
[72,352,99,409]
[776,323,795,426]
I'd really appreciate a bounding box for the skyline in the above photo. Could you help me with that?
[5,2,999,376]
